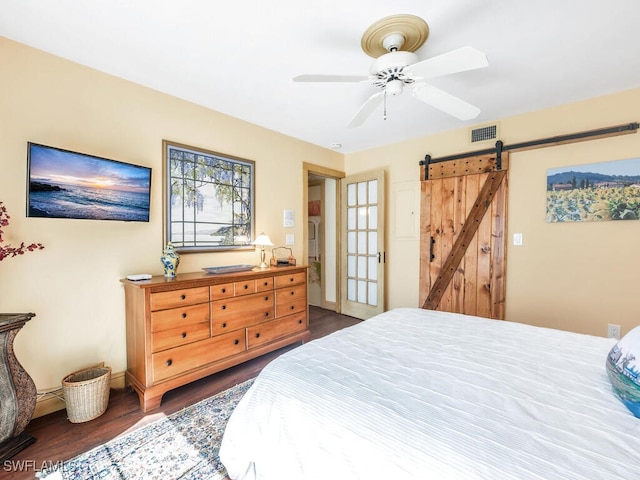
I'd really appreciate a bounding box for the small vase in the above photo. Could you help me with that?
[161,243,180,278]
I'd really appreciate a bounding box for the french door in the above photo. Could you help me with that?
[340,169,385,319]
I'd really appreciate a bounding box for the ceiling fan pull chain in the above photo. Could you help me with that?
[383,90,388,121]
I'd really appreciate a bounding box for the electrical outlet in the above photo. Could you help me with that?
[608,324,621,339]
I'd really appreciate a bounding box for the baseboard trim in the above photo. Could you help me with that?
[33,370,126,419]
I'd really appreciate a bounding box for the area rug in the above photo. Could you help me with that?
[38,379,254,480]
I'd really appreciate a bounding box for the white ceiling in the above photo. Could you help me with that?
[1,0,640,154]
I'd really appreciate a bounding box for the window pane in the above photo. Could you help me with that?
[369,206,377,229]
[358,255,366,279]
[348,279,356,301]
[368,180,378,204]
[368,231,377,255]
[348,232,356,254]
[358,182,367,205]
[357,280,367,303]
[348,207,356,230]
[348,255,356,277]
[368,282,377,306]
[347,183,356,206]
[358,232,367,254]
[368,256,377,280]
[357,206,367,229]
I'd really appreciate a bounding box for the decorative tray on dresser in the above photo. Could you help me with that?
[120,265,309,411]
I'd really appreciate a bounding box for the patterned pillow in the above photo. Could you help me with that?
[606,326,640,417]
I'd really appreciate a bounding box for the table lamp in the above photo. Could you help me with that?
[252,233,273,268]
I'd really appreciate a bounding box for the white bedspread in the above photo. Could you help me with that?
[220,308,640,480]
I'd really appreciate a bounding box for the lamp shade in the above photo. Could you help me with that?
[252,233,273,247]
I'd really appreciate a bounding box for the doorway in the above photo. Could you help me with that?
[303,163,344,312]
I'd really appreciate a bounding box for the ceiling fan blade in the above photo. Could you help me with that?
[405,46,488,80]
[347,92,385,128]
[293,74,368,83]
[411,82,481,120]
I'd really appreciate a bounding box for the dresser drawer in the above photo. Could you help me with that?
[256,276,274,292]
[210,282,234,299]
[275,284,307,317]
[152,321,210,352]
[247,311,307,349]
[274,271,306,289]
[152,330,246,383]
[151,303,210,333]
[234,279,256,295]
[211,293,275,335]
[150,287,209,311]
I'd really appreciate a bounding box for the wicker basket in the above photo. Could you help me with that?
[62,365,111,423]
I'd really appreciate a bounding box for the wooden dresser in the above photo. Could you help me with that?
[121,265,309,411]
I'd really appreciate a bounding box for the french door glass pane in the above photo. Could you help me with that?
[358,255,366,278]
[348,278,356,301]
[357,280,367,303]
[357,232,367,254]
[357,206,367,229]
[348,232,356,254]
[358,182,367,205]
[368,232,377,255]
[368,282,377,306]
[348,183,357,206]
[369,206,377,229]
[368,256,377,280]
[368,180,377,204]
[348,207,356,229]
[348,255,356,277]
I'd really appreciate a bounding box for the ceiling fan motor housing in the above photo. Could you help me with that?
[370,51,419,90]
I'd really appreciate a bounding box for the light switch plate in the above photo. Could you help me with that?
[513,233,523,246]
[285,234,294,245]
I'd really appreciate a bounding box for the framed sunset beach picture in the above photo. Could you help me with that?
[27,142,152,222]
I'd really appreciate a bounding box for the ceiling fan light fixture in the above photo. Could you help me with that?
[386,79,404,96]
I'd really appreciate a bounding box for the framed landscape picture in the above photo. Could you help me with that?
[546,157,640,222]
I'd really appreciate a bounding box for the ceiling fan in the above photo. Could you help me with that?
[293,14,489,128]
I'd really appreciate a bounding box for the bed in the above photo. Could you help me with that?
[219,308,640,479]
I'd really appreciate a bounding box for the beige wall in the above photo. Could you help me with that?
[0,37,343,392]
[346,87,640,338]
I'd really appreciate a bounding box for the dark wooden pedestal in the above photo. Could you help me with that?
[0,313,37,461]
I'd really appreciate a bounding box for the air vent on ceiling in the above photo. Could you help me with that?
[470,123,499,144]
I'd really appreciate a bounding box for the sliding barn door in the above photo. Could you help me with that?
[419,153,508,319]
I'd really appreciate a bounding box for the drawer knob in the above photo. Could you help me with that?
[234,339,240,345]
[289,277,294,282]
[264,312,269,317]
[298,319,302,324]
[222,305,227,310]
[255,333,260,338]
[264,296,269,301]
[263,281,268,286]
[222,322,227,328]
[181,313,187,318]
[181,332,187,338]
[180,294,186,300]
[222,288,226,293]
[244,284,249,289]
[290,291,294,296]
[290,305,295,310]
[166,359,173,366]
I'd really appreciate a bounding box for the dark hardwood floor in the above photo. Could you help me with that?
[3,306,360,479]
